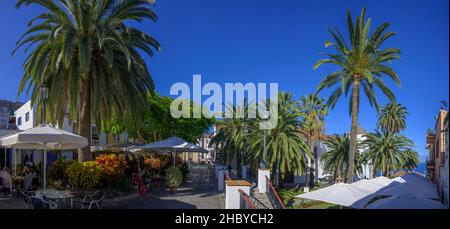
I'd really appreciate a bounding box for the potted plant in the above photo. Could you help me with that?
[165,166,182,192]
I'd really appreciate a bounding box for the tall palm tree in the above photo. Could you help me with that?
[400,149,420,172]
[314,7,401,183]
[209,104,250,177]
[14,0,160,161]
[248,92,311,186]
[320,134,362,182]
[298,93,328,187]
[361,131,416,177]
[377,102,408,133]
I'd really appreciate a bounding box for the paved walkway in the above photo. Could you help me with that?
[107,165,224,209]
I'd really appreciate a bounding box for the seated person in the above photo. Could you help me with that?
[0,167,13,194]
[21,166,30,176]
[24,169,38,190]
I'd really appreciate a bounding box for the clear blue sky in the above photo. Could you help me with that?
[0,0,448,162]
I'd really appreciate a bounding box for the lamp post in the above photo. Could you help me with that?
[39,83,49,189]
[40,83,49,125]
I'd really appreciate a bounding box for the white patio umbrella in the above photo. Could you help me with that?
[375,181,439,200]
[352,174,439,209]
[350,179,387,193]
[135,136,208,165]
[295,183,371,207]
[370,176,393,187]
[91,142,145,153]
[0,125,88,190]
[393,173,437,192]
[366,194,446,209]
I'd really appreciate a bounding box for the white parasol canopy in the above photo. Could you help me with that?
[349,179,387,193]
[136,136,208,153]
[0,125,88,150]
[0,125,88,190]
[91,142,144,153]
[393,173,437,192]
[366,194,446,209]
[135,136,208,164]
[295,182,370,207]
[351,174,439,209]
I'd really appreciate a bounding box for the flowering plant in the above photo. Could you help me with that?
[67,161,102,191]
[95,154,127,181]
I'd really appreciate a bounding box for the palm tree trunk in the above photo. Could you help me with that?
[237,151,242,177]
[346,78,361,184]
[78,77,92,162]
[275,151,281,187]
[309,136,315,188]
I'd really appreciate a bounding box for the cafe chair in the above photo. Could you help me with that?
[31,194,58,209]
[81,191,106,209]
[19,189,35,209]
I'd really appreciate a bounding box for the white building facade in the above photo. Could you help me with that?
[294,126,373,185]
[439,113,449,207]
[12,100,108,165]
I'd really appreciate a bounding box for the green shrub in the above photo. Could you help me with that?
[177,163,189,178]
[111,176,134,192]
[277,187,303,206]
[48,159,72,181]
[67,161,102,191]
[165,166,183,190]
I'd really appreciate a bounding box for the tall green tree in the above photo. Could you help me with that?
[401,149,419,172]
[314,7,401,183]
[320,134,362,182]
[361,131,417,177]
[298,93,328,187]
[248,92,311,186]
[377,102,408,133]
[14,0,160,161]
[209,104,251,177]
[134,94,214,143]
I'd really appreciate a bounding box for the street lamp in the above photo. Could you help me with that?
[40,83,49,125]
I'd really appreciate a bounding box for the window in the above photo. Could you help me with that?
[25,112,30,122]
[18,117,22,126]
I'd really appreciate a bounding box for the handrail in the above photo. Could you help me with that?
[238,189,256,209]
[225,174,231,181]
[265,175,286,209]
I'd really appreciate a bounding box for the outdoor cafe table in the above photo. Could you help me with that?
[37,188,75,209]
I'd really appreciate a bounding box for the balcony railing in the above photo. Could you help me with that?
[239,189,256,209]
[265,176,286,209]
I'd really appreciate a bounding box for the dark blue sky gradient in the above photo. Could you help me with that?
[0,0,448,161]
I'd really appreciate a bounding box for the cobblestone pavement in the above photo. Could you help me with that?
[107,165,225,209]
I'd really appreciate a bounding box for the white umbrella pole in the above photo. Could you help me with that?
[14,149,17,176]
[43,146,47,191]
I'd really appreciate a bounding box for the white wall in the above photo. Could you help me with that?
[293,134,374,185]
[357,133,373,179]
[14,100,36,130]
[439,120,449,207]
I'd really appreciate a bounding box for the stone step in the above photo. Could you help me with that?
[249,191,274,209]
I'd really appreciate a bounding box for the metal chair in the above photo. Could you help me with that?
[19,189,35,209]
[31,194,58,209]
[81,191,106,209]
